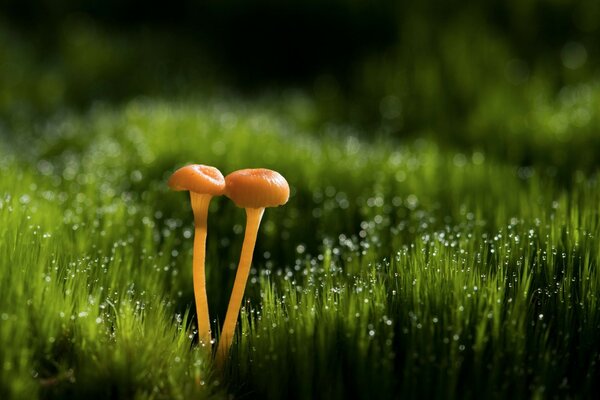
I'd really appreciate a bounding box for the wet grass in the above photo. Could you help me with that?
[0,98,599,399]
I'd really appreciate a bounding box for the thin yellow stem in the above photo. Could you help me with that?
[216,207,264,368]
[190,192,213,349]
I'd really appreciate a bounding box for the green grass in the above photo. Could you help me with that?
[0,97,599,399]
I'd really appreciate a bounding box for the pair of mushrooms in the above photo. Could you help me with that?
[168,165,289,368]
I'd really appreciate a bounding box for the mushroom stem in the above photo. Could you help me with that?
[190,192,213,348]
[216,207,265,368]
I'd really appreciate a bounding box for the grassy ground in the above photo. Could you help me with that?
[0,97,598,399]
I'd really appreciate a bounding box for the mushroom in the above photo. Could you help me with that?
[216,168,290,367]
[168,164,226,348]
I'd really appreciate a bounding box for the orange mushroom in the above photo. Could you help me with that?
[168,164,226,348]
[216,168,290,367]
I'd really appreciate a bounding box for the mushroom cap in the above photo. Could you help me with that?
[225,168,290,209]
[168,164,226,195]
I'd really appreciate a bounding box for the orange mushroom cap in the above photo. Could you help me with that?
[168,164,226,195]
[225,168,290,209]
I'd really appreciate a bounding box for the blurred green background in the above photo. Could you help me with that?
[1,0,598,175]
[1,2,600,399]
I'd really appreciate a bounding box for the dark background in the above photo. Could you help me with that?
[1,0,599,171]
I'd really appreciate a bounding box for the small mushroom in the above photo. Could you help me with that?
[216,168,290,367]
[168,164,226,348]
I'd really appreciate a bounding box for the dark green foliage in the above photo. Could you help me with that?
[0,1,599,398]
[0,98,598,399]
